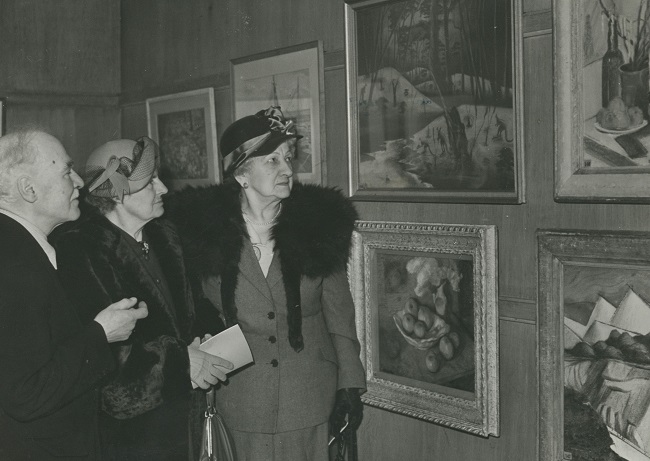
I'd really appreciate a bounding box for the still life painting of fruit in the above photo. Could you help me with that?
[563,265,650,461]
[583,0,650,167]
[378,253,475,393]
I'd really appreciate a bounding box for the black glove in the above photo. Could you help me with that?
[329,388,364,438]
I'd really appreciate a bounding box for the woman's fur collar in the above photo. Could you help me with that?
[53,213,194,340]
[165,182,358,280]
[165,182,358,351]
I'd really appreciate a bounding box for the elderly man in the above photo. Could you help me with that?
[0,129,149,460]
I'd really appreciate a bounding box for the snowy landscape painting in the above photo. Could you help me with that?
[345,0,523,203]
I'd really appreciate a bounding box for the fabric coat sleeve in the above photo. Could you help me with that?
[321,269,367,391]
[55,237,191,420]
[0,262,114,422]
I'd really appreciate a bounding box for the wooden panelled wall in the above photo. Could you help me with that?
[0,0,121,167]
[118,0,650,459]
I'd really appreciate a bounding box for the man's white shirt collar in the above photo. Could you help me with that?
[0,209,57,269]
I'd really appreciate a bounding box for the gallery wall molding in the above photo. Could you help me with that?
[522,9,551,36]
[0,92,119,107]
[499,296,535,324]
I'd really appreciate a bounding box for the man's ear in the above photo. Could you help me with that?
[17,176,37,203]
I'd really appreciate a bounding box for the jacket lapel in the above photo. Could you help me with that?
[238,239,273,302]
[266,251,283,289]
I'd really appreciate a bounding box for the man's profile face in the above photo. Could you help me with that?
[30,133,84,230]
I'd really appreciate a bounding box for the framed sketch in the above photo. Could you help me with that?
[350,221,499,436]
[344,0,524,203]
[555,0,650,202]
[230,41,325,185]
[538,230,650,460]
[0,98,6,135]
[146,88,220,190]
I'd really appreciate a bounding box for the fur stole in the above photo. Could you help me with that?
[165,182,359,351]
[54,214,194,341]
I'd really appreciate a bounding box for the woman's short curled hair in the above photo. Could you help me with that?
[82,192,117,215]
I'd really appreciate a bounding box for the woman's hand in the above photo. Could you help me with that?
[187,337,234,389]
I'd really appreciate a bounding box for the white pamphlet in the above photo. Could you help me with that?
[199,324,254,374]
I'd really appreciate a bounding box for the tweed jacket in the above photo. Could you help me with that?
[166,182,367,433]
[53,215,195,420]
[0,213,114,460]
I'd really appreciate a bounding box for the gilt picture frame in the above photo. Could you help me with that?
[146,88,220,190]
[344,0,525,203]
[538,230,650,460]
[554,0,650,202]
[230,41,325,185]
[349,221,499,436]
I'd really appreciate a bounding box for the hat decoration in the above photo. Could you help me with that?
[222,106,301,175]
[86,137,158,201]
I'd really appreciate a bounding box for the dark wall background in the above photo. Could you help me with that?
[0,0,121,167]
[3,0,649,459]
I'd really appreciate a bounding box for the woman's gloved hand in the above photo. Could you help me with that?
[329,388,364,438]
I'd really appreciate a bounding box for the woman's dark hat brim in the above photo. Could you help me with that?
[220,107,303,176]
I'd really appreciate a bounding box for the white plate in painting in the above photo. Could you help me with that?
[594,120,648,135]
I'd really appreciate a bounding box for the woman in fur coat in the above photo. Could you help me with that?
[166,107,367,460]
[53,137,232,461]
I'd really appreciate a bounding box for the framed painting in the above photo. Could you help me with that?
[230,41,325,185]
[538,230,650,460]
[555,0,650,202]
[350,221,499,436]
[344,0,524,203]
[146,88,220,190]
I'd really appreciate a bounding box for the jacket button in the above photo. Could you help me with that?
[270,359,278,367]
[267,312,275,319]
[268,335,276,344]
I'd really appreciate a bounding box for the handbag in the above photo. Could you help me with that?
[329,429,358,461]
[199,388,236,461]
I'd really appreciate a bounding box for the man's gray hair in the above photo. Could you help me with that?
[0,128,42,201]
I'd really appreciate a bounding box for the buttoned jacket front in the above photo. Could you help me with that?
[167,182,367,434]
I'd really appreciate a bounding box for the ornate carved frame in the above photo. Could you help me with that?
[349,221,499,436]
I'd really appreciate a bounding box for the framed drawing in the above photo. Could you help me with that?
[0,98,6,135]
[538,230,650,460]
[230,41,325,185]
[344,0,524,203]
[146,88,220,190]
[350,221,499,436]
[555,0,650,202]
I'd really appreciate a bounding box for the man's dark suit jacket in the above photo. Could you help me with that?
[0,213,115,460]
